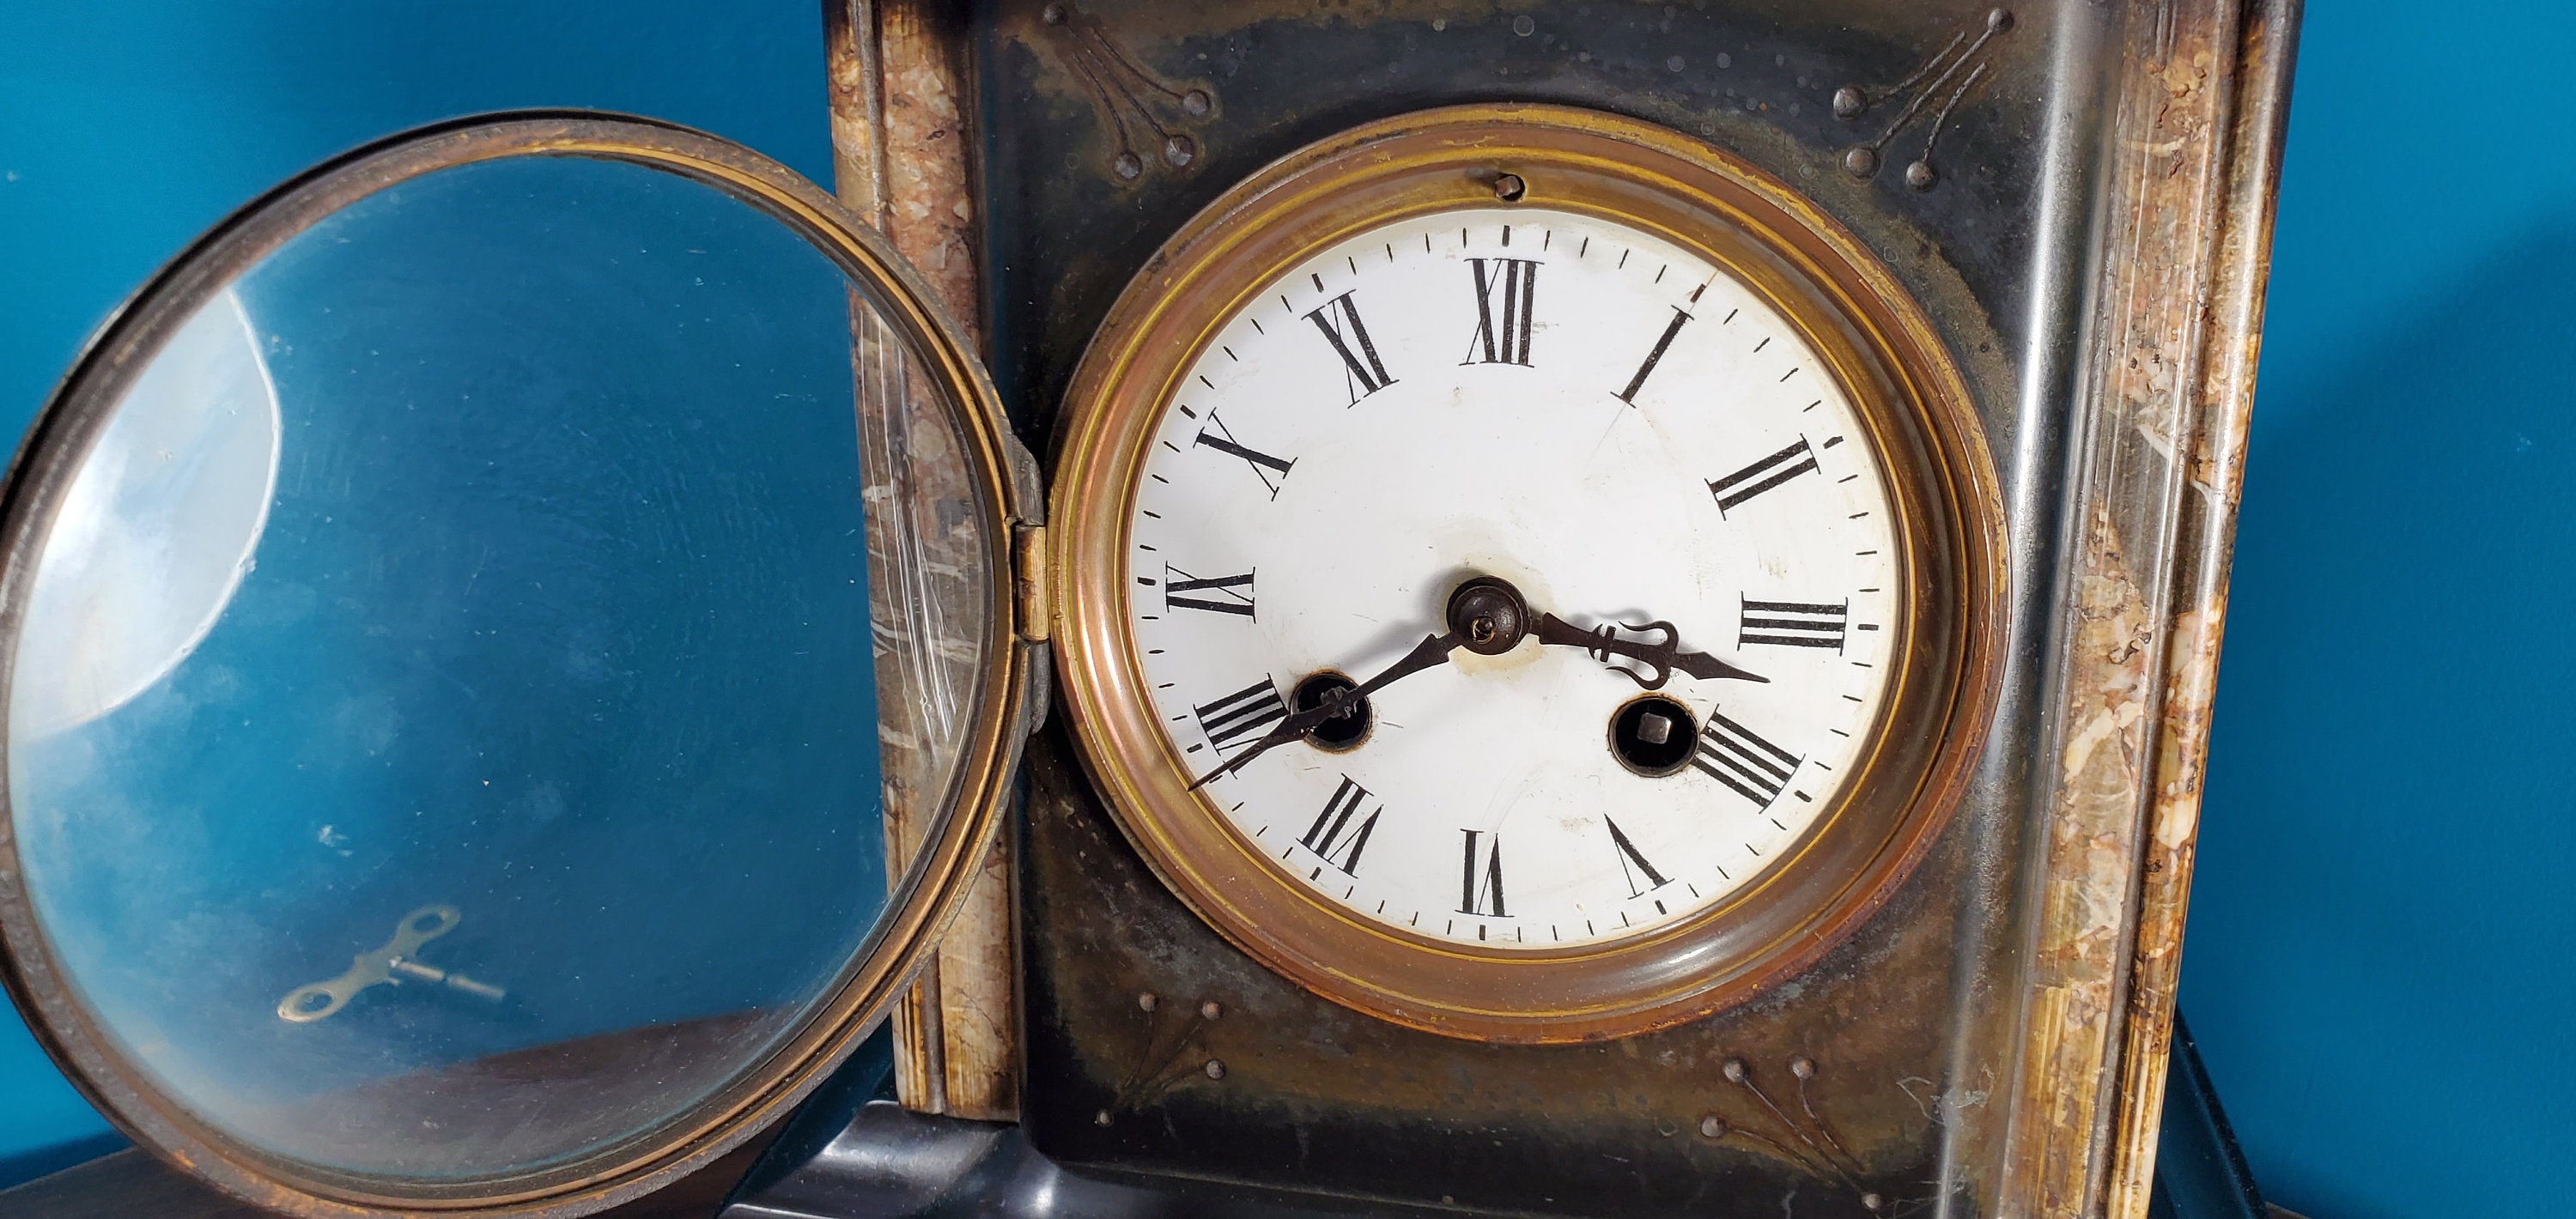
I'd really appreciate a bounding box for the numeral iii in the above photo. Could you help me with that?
[1739,597,1847,650]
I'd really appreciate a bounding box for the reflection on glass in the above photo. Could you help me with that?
[14,290,280,737]
[6,155,966,1184]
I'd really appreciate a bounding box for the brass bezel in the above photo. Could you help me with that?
[1048,105,2006,1043]
[0,112,1032,1216]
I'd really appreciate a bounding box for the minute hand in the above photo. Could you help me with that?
[1534,613,1767,688]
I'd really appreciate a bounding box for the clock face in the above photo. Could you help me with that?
[1050,106,2001,1040]
[1125,206,1901,949]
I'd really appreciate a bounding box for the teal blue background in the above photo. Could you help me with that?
[1,2,2568,1214]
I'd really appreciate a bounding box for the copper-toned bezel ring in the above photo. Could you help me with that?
[0,112,1031,1216]
[1048,104,2005,1044]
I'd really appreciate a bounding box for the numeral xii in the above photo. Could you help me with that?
[1464,258,1538,367]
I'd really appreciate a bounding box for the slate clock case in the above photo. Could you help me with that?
[0,2,2296,1218]
[866,3,2296,1217]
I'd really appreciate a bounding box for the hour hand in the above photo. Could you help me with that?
[1534,613,1766,688]
[1188,630,1461,790]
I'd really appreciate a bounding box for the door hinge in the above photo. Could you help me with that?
[1012,524,1050,643]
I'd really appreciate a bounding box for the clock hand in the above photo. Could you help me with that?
[1187,578,1534,790]
[1534,612,1768,689]
[1188,631,1461,789]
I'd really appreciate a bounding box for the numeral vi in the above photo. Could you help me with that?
[1458,829,1506,917]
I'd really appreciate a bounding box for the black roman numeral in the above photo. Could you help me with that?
[1606,816,1670,898]
[1462,258,1538,367]
[1739,597,1848,651]
[1692,711,1801,809]
[1301,777,1382,875]
[1163,566,1255,617]
[1707,438,1820,514]
[1458,829,1506,917]
[1615,306,1692,403]
[1304,291,1397,403]
[1194,412,1295,499]
[1194,679,1288,752]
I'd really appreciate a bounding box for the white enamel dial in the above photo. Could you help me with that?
[1124,206,1903,950]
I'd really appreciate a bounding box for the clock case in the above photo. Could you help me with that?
[0,0,2299,1216]
[810,2,2299,1219]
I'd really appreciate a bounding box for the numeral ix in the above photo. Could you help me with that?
[1193,679,1287,753]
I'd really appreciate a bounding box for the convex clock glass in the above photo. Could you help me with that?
[0,116,1035,1216]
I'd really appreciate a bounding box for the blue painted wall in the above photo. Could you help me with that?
[2181,3,2576,1216]
[0,1,2567,1214]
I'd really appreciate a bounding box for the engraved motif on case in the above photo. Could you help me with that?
[1833,8,2016,191]
[1092,990,1229,1125]
[1037,3,1215,183]
[1697,1055,1911,1216]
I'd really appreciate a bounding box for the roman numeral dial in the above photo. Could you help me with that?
[1304,291,1396,403]
[1163,566,1255,617]
[1301,777,1382,875]
[1193,680,1288,754]
[1463,258,1538,366]
[1615,306,1692,404]
[1740,598,1848,651]
[1459,830,1506,917]
[1120,205,1906,954]
[1693,712,1802,810]
[1709,438,1820,514]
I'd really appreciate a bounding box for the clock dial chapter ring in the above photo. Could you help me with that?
[1049,105,2006,1043]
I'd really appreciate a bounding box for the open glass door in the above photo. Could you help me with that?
[0,112,1035,1217]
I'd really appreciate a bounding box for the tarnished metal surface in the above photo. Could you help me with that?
[963,2,2296,1216]
[1024,727,1965,1217]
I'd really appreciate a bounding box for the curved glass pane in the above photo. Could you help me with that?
[4,153,992,1182]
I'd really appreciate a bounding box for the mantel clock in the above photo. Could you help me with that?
[0,3,2298,1218]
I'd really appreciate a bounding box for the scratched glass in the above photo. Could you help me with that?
[3,155,989,1182]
